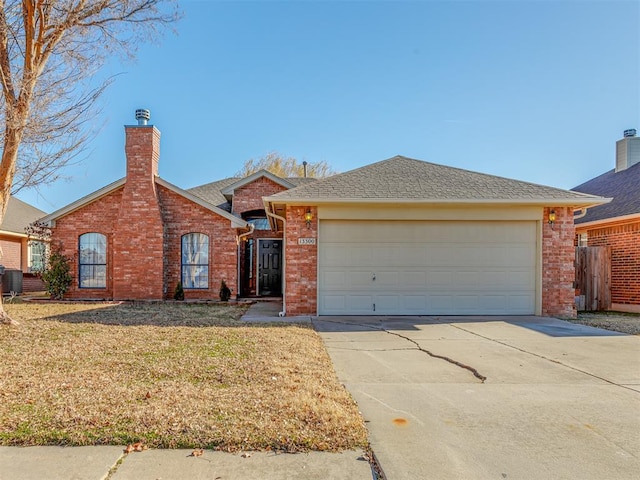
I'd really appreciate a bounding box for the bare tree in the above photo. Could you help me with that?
[0,1,180,324]
[236,151,336,179]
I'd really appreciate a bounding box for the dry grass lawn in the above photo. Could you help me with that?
[0,302,368,452]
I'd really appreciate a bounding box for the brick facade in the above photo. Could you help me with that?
[49,125,239,301]
[113,126,164,299]
[284,206,317,316]
[233,177,287,297]
[0,238,21,270]
[577,220,640,307]
[232,177,288,216]
[157,185,238,300]
[52,187,123,299]
[542,207,576,318]
[45,119,580,316]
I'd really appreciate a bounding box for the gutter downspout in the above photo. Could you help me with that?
[265,207,287,317]
[236,224,255,298]
[573,207,589,221]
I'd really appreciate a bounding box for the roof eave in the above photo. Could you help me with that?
[156,177,248,228]
[263,196,612,208]
[0,229,28,238]
[220,170,295,196]
[575,212,640,229]
[39,178,127,226]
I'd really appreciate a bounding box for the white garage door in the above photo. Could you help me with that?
[318,220,537,315]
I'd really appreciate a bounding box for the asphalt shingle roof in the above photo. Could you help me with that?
[571,162,640,224]
[188,175,319,211]
[187,177,240,211]
[1,196,47,234]
[268,156,603,203]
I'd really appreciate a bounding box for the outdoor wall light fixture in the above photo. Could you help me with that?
[304,209,313,228]
[548,210,556,229]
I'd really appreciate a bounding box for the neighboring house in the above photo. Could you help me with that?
[0,196,47,292]
[572,129,640,313]
[40,110,607,317]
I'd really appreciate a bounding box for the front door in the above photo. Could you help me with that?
[258,239,282,296]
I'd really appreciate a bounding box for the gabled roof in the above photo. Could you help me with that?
[187,177,240,212]
[572,162,640,224]
[40,177,248,228]
[1,196,48,236]
[266,155,609,207]
[187,174,318,211]
[155,178,247,228]
[220,169,296,198]
[39,178,126,226]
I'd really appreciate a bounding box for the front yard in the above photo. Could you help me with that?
[0,302,368,452]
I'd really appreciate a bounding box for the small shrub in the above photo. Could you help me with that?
[41,247,72,300]
[219,280,231,302]
[174,281,184,301]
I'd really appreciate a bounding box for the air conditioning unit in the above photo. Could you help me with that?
[2,269,23,294]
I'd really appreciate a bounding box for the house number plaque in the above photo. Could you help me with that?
[298,238,316,245]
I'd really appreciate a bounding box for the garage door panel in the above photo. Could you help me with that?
[347,295,374,312]
[506,295,535,315]
[322,271,347,288]
[403,295,428,310]
[318,220,537,315]
[428,270,455,287]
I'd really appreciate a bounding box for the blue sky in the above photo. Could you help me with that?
[16,0,639,213]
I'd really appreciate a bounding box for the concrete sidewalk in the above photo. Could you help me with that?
[240,299,312,323]
[0,446,373,480]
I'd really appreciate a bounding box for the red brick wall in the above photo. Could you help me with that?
[23,273,44,293]
[112,125,164,300]
[232,177,288,215]
[51,188,124,299]
[577,220,640,306]
[284,206,317,316]
[157,185,238,300]
[49,124,243,301]
[542,207,576,318]
[0,238,21,269]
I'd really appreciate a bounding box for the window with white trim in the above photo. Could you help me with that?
[578,232,588,247]
[181,233,209,289]
[28,241,47,273]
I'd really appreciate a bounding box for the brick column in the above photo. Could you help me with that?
[542,206,576,318]
[285,206,317,316]
[113,125,165,300]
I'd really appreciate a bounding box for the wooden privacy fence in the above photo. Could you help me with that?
[574,246,611,311]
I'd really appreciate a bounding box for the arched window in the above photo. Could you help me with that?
[181,233,209,289]
[79,233,107,288]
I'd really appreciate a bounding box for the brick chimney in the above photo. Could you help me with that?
[615,128,640,172]
[113,109,165,300]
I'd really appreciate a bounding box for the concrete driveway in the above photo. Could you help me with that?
[313,315,640,480]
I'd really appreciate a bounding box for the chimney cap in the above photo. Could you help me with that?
[135,109,151,125]
[623,128,636,138]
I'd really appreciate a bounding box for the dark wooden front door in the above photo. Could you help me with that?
[259,239,282,296]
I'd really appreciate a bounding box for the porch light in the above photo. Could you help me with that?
[548,210,556,228]
[304,209,313,228]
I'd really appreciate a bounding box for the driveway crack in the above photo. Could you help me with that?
[314,319,487,383]
[383,329,487,383]
[450,324,639,393]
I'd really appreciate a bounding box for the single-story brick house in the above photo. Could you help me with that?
[572,129,640,313]
[0,196,47,293]
[40,111,607,317]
